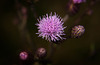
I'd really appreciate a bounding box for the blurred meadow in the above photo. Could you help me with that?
[0,0,100,65]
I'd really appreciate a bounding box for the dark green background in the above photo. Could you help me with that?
[0,0,100,65]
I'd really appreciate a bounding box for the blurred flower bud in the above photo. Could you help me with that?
[71,25,85,38]
[19,51,28,60]
[73,0,86,4]
[13,17,19,25]
[21,6,27,16]
[90,0,97,5]
[86,9,93,15]
[66,0,80,15]
[36,48,47,59]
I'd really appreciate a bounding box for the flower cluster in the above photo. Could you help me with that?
[36,13,66,42]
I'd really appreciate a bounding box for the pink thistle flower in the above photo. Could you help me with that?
[36,13,66,42]
[73,0,86,3]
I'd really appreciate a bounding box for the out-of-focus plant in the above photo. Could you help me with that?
[12,0,100,65]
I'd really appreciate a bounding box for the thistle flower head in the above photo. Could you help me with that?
[36,13,66,42]
[73,0,86,3]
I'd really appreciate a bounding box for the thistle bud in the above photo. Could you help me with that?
[19,51,28,60]
[36,48,47,59]
[71,25,85,38]
[66,0,80,16]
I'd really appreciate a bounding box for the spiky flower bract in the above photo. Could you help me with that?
[36,13,66,42]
